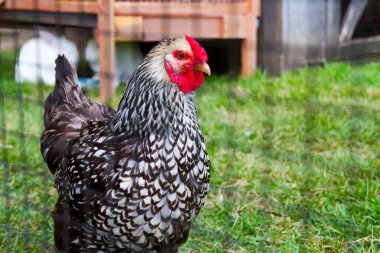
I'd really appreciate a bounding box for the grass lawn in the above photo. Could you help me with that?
[0,50,380,252]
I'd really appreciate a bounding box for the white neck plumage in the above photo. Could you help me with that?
[110,71,198,137]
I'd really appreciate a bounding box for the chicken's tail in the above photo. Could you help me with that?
[41,55,88,174]
[41,55,115,174]
[53,54,84,103]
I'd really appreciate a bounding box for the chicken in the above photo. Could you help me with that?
[41,36,211,252]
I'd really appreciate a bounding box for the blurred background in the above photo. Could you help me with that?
[0,0,379,252]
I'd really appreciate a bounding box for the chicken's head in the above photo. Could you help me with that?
[147,35,211,93]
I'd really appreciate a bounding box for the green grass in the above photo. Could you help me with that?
[1,50,380,252]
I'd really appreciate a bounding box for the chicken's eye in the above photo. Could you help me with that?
[177,52,185,60]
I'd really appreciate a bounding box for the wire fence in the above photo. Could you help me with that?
[1,0,380,252]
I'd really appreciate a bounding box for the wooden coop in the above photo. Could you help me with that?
[259,0,380,75]
[0,0,260,101]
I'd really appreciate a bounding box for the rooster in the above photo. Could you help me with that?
[41,36,211,252]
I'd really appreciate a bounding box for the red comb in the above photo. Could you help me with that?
[185,35,208,62]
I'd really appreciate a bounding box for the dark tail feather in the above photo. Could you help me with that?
[53,54,83,102]
[40,55,86,174]
[55,55,78,86]
[41,55,115,174]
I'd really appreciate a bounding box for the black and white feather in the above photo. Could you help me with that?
[41,37,210,253]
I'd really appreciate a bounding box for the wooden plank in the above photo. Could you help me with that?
[223,15,247,39]
[282,0,328,70]
[339,0,368,44]
[350,35,380,45]
[338,37,380,60]
[3,0,101,14]
[248,0,261,16]
[258,0,283,75]
[114,2,250,17]
[115,15,250,41]
[116,15,251,41]
[0,10,97,28]
[241,13,257,75]
[141,17,222,41]
[325,0,341,60]
[115,16,143,41]
[98,0,115,102]
[241,0,258,75]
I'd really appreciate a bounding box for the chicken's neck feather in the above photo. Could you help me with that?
[110,70,199,137]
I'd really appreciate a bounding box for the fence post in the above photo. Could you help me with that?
[241,0,259,76]
[98,0,115,102]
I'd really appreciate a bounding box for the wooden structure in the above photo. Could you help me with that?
[259,0,380,75]
[332,0,380,62]
[0,0,260,101]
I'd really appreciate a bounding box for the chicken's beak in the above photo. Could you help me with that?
[196,62,211,76]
